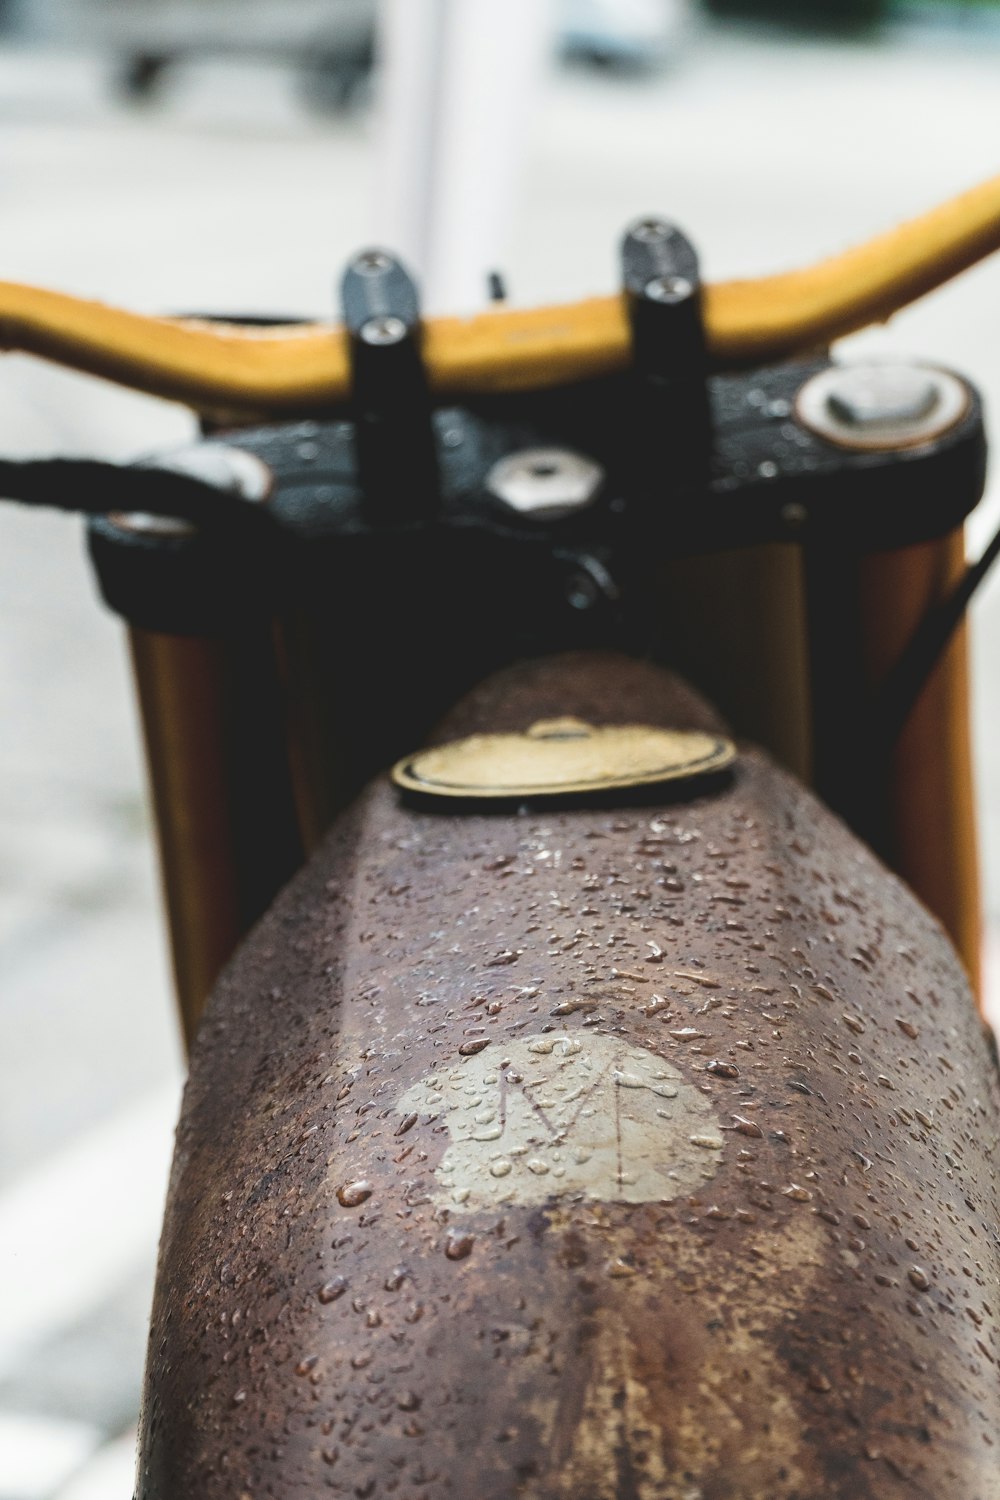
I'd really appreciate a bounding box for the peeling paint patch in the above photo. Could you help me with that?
[396,1032,722,1210]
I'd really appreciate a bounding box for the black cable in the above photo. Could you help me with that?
[877,521,1000,750]
[0,457,278,537]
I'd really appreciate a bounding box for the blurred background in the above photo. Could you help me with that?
[1,0,1000,1494]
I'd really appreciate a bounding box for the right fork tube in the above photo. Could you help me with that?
[805,528,981,994]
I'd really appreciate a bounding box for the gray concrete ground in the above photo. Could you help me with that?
[2,17,1000,1496]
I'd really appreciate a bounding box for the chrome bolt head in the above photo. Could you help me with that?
[360,314,408,347]
[485,447,605,522]
[630,218,671,244]
[353,249,393,275]
[644,274,694,304]
[826,365,939,428]
[795,362,970,451]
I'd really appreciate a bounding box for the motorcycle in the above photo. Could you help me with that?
[2,173,1000,1496]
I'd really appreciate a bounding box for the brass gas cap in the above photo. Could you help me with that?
[392,717,735,800]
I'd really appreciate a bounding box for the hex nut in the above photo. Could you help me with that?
[485,447,605,521]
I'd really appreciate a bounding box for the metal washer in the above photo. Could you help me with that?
[795,363,970,452]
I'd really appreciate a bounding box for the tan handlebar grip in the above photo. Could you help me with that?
[2,172,999,413]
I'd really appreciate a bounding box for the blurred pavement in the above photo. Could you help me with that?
[2,20,1000,1496]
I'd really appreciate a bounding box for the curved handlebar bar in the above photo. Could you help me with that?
[2,173,1000,414]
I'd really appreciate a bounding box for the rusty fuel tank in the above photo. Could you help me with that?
[137,653,1000,1499]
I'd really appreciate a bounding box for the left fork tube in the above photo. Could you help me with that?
[129,624,304,1049]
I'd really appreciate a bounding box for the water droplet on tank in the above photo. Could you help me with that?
[445,1231,475,1261]
[551,997,598,1016]
[318,1276,348,1304]
[707,1059,740,1079]
[338,1180,373,1207]
[606,1257,637,1278]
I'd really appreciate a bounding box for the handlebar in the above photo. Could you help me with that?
[2,173,999,414]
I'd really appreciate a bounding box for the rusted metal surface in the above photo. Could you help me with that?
[138,652,1000,1498]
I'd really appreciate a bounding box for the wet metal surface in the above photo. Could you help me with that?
[5,33,1000,1496]
[140,654,1000,1498]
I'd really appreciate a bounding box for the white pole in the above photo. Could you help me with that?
[375,0,554,314]
[373,0,447,282]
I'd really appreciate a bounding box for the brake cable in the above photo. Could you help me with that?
[0,456,278,537]
[877,521,1000,749]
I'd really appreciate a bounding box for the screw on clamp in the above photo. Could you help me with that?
[620,217,712,492]
[341,249,439,524]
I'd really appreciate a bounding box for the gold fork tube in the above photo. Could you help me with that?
[129,625,303,1049]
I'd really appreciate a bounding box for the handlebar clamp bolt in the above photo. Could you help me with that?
[630,218,671,244]
[360,314,408,347]
[644,274,694,304]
